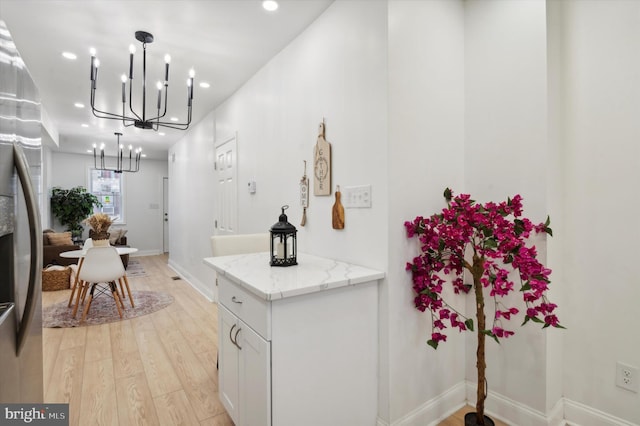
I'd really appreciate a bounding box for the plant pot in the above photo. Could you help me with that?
[93,239,110,247]
[464,412,495,426]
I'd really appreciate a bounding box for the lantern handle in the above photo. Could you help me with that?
[281,205,289,213]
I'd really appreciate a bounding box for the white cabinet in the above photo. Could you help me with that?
[207,253,384,426]
[219,304,271,426]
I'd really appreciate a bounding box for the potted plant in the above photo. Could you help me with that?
[50,186,101,240]
[404,188,563,426]
[84,212,113,244]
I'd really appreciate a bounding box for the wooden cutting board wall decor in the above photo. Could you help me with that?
[314,121,331,196]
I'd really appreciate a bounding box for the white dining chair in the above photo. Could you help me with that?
[82,237,94,252]
[77,237,134,308]
[66,238,95,308]
[72,246,127,321]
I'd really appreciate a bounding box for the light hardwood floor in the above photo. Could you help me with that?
[41,254,232,426]
[42,255,506,426]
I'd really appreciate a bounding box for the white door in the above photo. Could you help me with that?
[163,177,169,253]
[215,134,238,235]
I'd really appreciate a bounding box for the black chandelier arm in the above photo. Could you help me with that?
[91,68,136,122]
[149,113,192,130]
[144,86,170,124]
[127,81,143,122]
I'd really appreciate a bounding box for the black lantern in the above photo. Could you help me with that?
[270,205,297,267]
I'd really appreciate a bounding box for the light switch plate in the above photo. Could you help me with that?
[343,185,372,208]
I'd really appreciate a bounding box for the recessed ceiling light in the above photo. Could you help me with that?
[141,154,147,158]
[159,132,166,136]
[62,51,77,60]
[86,149,92,153]
[262,0,278,12]
[199,82,210,88]
[170,117,179,122]
[74,102,85,108]
[81,123,89,128]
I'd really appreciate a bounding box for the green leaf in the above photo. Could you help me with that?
[484,238,498,249]
[545,215,551,227]
[427,339,439,350]
[439,238,446,251]
[520,282,531,291]
[514,219,524,236]
[481,329,500,344]
[464,318,474,332]
[444,188,453,202]
[530,316,544,324]
[546,227,553,237]
[521,316,530,326]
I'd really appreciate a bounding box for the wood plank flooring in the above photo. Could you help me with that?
[42,255,506,426]
[41,254,233,426]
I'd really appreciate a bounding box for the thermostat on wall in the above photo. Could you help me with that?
[248,181,257,194]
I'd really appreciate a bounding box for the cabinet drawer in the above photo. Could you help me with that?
[219,277,270,340]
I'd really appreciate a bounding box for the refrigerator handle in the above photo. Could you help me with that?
[13,144,42,356]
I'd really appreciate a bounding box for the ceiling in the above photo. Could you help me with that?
[0,0,333,160]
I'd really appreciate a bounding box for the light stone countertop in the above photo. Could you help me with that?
[204,252,385,301]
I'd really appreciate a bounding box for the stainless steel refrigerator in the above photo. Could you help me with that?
[0,19,44,403]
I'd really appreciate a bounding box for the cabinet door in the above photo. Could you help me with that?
[238,320,271,426]
[219,305,240,424]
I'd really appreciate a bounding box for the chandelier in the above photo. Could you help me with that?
[90,30,194,131]
[93,132,142,174]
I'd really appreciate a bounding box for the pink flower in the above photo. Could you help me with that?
[492,327,515,338]
[431,332,447,343]
[406,188,562,349]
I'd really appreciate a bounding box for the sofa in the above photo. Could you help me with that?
[42,229,79,267]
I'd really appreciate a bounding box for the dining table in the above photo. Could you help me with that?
[60,246,138,314]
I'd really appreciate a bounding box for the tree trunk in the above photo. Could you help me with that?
[472,255,486,425]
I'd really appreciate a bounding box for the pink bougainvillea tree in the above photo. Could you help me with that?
[404,188,563,425]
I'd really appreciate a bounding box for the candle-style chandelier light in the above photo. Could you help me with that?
[90,30,194,131]
[93,132,142,174]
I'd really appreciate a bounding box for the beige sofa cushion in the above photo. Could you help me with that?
[47,232,73,246]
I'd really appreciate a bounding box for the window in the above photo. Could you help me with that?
[89,169,124,224]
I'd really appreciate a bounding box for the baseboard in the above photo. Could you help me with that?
[376,381,570,426]
[375,382,466,426]
[130,249,162,257]
[563,398,637,426]
[379,381,637,426]
[166,259,214,302]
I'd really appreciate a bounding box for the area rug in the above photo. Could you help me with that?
[126,259,148,278]
[42,290,174,328]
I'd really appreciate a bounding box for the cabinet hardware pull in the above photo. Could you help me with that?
[234,327,242,350]
[231,296,243,304]
[230,323,237,345]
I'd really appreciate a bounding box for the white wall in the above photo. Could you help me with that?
[167,110,216,299]
[387,0,466,424]
[215,0,389,269]
[50,152,168,256]
[553,1,640,424]
[464,0,559,420]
